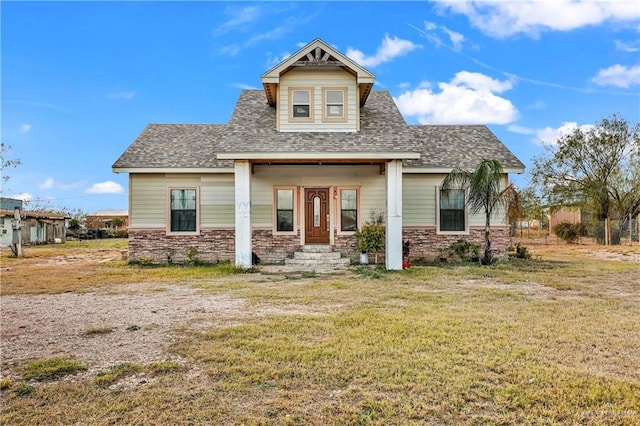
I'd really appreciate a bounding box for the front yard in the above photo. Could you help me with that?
[1,240,638,424]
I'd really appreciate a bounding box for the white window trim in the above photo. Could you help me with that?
[436,186,469,235]
[322,87,347,123]
[273,186,298,236]
[289,87,314,122]
[166,186,200,236]
[336,186,360,235]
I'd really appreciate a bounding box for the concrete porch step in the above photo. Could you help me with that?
[285,257,351,270]
[293,250,342,260]
[284,245,351,271]
[300,244,335,253]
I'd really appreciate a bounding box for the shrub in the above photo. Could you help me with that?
[186,247,201,265]
[553,222,587,243]
[439,239,481,263]
[509,243,532,259]
[354,210,386,254]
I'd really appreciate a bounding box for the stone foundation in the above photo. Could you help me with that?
[128,228,235,264]
[128,228,303,265]
[128,226,511,265]
[252,230,301,264]
[402,227,511,261]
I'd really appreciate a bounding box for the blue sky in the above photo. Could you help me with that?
[2,1,639,213]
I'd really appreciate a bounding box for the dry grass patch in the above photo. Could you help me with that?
[1,241,639,424]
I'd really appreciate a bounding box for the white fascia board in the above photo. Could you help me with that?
[403,167,525,174]
[357,76,375,84]
[216,152,421,160]
[112,167,233,174]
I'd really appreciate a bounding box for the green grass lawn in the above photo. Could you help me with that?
[1,243,639,424]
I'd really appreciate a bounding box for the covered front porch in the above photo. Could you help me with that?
[218,152,418,270]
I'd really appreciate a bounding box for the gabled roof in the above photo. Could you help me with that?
[113,90,525,173]
[261,38,375,107]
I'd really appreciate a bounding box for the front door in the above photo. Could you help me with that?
[305,188,330,244]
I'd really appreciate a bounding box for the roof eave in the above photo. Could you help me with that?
[216,152,421,161]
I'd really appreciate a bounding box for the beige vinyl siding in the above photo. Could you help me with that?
[130,173,234,228]
[251,165,385,227]
[279,68,357,132]
[402,174,440,226]
[402,173,510,227]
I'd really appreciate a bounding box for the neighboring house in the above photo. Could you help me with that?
[85,210,129,232]
[548,206,594,229]
[113,39,524,269]
[0,198,23,246]
[0,209,69,245]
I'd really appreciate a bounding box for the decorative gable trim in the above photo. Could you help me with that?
[261,38,375,107]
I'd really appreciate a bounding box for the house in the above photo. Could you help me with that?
[85,210,129,233]
[113,39,524,269]
[0,198,69,245]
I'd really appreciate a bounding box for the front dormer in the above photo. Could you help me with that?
[261,39,375,133]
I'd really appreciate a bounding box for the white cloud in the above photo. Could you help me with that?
[37,178,83,191]
[9,192,33,203]
[508,125,536,135]
[421,21,466,51]
[439,1,640,39]
[39,178,55,190]
[346,35,421,68]
[393,71,518,125]
[231,82,260,90]
[19,124,32,133]
[591,64,640,88]
[615,39,640,52]
[451,70,513,93]
[534,122,595,146]
[86,181,125,194]
[266,51,292,68]
[213,5,263,36]
[108,91,135,100]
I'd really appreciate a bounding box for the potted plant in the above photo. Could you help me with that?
[354,210,385,264]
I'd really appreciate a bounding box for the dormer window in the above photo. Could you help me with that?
[290,88,313,121]
[323,88,346,121]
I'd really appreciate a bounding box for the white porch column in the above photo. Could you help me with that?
[234,160,252,268]
[386,159,403,270]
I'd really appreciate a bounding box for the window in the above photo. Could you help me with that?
[291,89,311,119]
[438,188,466,233]
[275,188,295,232]
[169,188,197,232]
[323,88,345,120]
[340,189,358,231]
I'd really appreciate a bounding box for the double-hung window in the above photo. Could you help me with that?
[290,88,312,120]
[438,188,467,233]
[339,188,358,232]
[274,187,296,233]
[323,88,346,121]
[169,188,198,233]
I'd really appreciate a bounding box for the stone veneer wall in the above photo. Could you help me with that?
[402,227,511,261]
[129,226,511,265]
[333,233,358,259]
[128,228,235,264]
[252,229,301,264]
[128,228,302,264]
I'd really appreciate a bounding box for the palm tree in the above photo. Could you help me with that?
[442,159,519,265]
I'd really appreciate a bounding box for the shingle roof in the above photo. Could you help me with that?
[113,90,524,171]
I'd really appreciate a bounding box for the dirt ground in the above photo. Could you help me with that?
[1,242,638,384]
[0,246,343,382]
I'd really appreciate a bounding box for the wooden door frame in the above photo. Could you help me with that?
[301,186,334,245]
